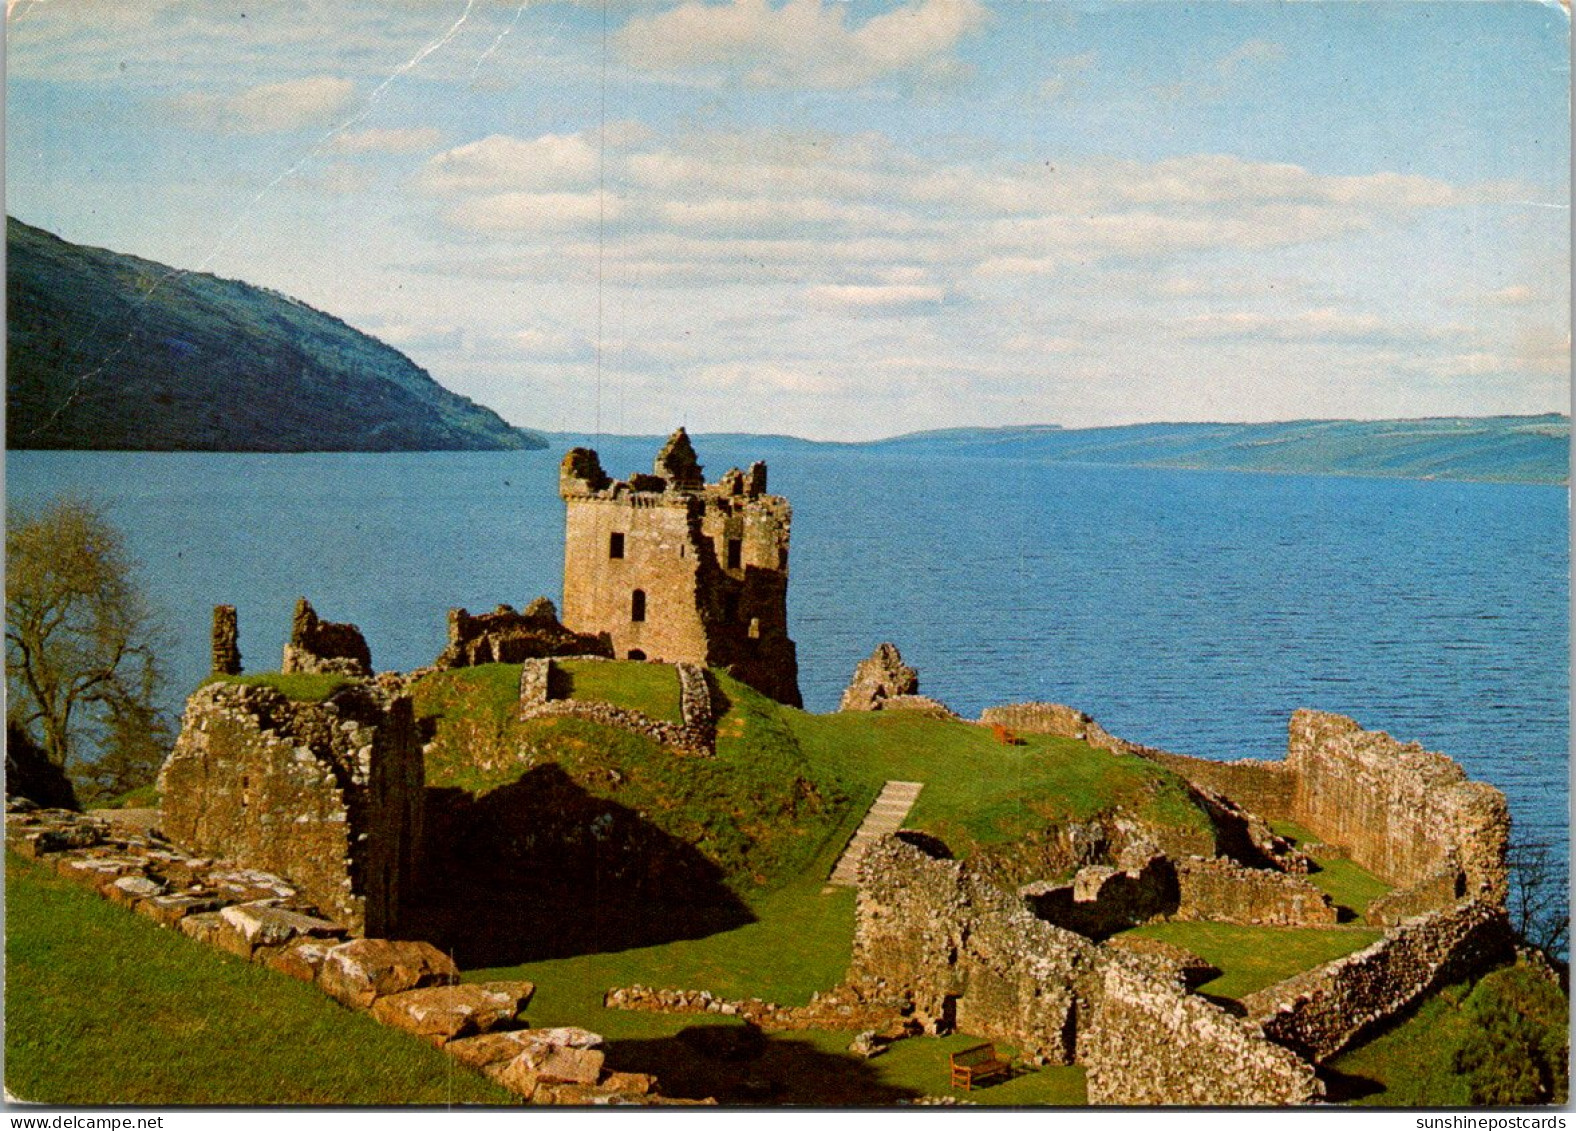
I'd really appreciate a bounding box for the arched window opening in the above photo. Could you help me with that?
[628,648,647,661]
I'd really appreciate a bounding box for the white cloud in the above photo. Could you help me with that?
[1178,308,1465,348]
[331,126,443,155]
[1039,49,1097,100]
[169,76,355,134]
[806,282,946,310]
[422,133,599,194]
[444,190,620,231]
[615,0,986,89]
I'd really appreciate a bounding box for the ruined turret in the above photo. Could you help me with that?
[558,428,801,706]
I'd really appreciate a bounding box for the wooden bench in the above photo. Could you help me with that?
[950,1042,1010,1090]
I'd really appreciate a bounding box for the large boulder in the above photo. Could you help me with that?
[370,981,535,1043]
[839,643,920,712]
[319,938,460,1009]
[495,1029,609,1099]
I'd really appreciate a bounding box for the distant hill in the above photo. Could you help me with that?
[871,416,1570,485]
[6,217,543,452]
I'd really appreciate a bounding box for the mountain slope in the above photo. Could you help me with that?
[872,417,1570,484]
[6,217,542,452]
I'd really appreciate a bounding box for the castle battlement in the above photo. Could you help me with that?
[558,428,801,706]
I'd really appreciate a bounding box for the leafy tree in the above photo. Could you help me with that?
[6,496,170,801]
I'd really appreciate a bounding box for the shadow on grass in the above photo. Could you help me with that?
[1317,1065,1386,1103]
[403,763,753,966]
[605,1023,924,1105]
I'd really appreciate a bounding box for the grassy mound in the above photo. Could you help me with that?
[559,659,682,724]
[4,852,513,1105]
[412,664,850,894]
[1270,819,1393,916]
[787,707,1214,862]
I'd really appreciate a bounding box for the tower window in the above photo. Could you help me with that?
[631,589,646,622]
[727,538,742,570]
[609,532,625,559]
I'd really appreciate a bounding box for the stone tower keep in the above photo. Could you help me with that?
[559,428,802,706]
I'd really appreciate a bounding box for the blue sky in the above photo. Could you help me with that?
[6,0,1569,439]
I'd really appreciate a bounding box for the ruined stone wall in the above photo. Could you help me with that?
[1287,710,1509,901]
[1083,964,1322,1105]
[160,681,422,934]
[845,837,1103,1064]
[559,433,800,705]
[978,702,1094,740]
[1242,899,1514,1063]
[517,657,718,756]
[1171,856,1337,927]
[1133,749,1296,822]
[436,601,611,669]
[281,598,373,677]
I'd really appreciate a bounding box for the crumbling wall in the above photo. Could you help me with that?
[211,604,241,676]
[1021,854,1179,938]
[281,598,373,677]
[839,643,921,711]
[159,680,422,934]
[1171,856,1337,927]
[1242,899,1514,1063]
[845,837,1103,1064]
[1083,964,1322,1105]
[1133,749,1296,822]
[1286,710,1510,903]
[516,657,718,756]
[435,599,611,669]
[978,702,1094,740]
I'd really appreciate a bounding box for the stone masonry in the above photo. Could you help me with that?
[434,598,612,669]
[159,679,422,934]
[281,597,373,677]
[211,604,241,676]
[559,429,801,706]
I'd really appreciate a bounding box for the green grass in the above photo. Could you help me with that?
[100,782,160,809]
[1328,961,1569,1106]
[412,666,851,894]
[1269,819,1393,915]
[1119,921,1384,1000]
[788,707,1213,861]
[203,670,355,703]
[560,659,683,724]
[4,852,514,1105]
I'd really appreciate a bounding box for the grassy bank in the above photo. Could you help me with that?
[4,852,513,1106]
[1119,920,1383,1000]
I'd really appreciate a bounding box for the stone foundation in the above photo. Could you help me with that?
[517,656,718,756]
[1172,856,1337,927]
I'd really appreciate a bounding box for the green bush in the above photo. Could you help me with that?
[1453,965,1569,1105]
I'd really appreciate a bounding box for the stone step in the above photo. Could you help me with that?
[825,780,925,887]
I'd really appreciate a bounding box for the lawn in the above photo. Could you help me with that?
[788,706,1213,858]
[204,670,355,702]
[4,852,514,1106]
[559,658,683,724]
[1118,920,1383,1000]
[1270,819,1392,915]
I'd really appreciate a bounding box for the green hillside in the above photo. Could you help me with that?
[873,416,1569,484]
[6,216,542,452]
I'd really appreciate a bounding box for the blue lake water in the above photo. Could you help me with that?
[8,443,1569,857]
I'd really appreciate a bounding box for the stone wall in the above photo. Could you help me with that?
[559,430,801,706]
[434,600,612,669]
[1242,898,1515,1063]
[211,605,241,676]
[1133,748,1297,822]
[1287,710,1509,903]
[844,836,1103,1064]
[1172,856,1337,927]
[1021,854,1179,939]
[1083,965,1322,1105]
[281,598,373,677]
[159,680,422,934]
[517,657,718,756]
[978,702,1094,740]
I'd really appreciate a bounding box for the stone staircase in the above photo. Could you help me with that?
[826,780,924,887]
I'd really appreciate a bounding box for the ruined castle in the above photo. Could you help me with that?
[558,428,801,706]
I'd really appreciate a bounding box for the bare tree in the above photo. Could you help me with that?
[1507,839,1569,960]
[6,495,170,797]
